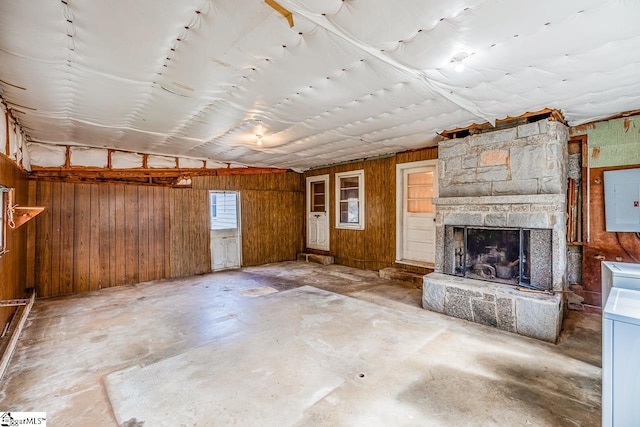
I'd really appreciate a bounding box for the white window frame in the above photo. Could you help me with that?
[335,169,365,230]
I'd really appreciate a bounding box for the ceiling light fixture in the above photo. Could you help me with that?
[451,51,469,72]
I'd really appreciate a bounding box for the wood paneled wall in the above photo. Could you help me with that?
[305,147,438,271]
[33,171,304,297]
[192,172,304,267]
[169,189,211,278]
[0,155,29,326]
[35,182,171,297]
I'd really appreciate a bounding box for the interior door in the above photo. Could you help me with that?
[399,164,437,265]
[306,175,329,251]
[209,191,241,271]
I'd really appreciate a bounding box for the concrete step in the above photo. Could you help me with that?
[379,267,428,286]
[297,253,335,265]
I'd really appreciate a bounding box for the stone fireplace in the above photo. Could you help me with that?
[423,119,568,342]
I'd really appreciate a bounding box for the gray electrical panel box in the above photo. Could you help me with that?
[604,168,640,232]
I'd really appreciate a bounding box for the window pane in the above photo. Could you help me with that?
[311,181,325,212]
[407,185,432,199]
[340,200,359,223]
[340,176,359,189]
[312,181,325,194]
[406,171,433,213]
[210,192,238,230]
[408,171,433,185]
[340,188,359,200]
[210,195,217,219]
[408,199,433,213]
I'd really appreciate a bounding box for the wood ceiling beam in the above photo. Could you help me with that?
[28,166,292,187]
[265,0,294,27]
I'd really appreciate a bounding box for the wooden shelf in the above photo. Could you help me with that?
[11,207,45,229]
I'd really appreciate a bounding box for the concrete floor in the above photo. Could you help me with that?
[0,261,601,426]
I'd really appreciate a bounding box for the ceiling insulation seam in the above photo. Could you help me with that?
[114,5,207,149]
[265,101,462,151]
[277,0,495,124]
[60,0,78,148]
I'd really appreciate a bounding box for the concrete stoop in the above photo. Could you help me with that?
[379,267,428,287]
[297,253,334,265]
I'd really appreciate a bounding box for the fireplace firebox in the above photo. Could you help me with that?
[444,226,552,291]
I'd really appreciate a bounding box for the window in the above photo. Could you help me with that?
[406,170,434,213]
[310,180,326,213]
[335,170,364,230]
[209,191,238,230]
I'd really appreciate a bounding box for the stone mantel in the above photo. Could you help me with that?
[434,194,565,206]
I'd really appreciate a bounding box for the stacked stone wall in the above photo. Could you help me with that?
[438,121,569,197]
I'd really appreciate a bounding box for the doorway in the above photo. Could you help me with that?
[396,160,437,266]
[209,191,241,271]
[306,175,330,251]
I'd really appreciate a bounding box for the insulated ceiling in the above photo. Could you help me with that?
[1,0,639,170]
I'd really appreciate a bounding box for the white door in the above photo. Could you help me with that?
[306,175,329,251]
[209,191,241,271]
[396,161,437,266]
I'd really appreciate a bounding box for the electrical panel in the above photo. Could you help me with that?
[604,168,640,232]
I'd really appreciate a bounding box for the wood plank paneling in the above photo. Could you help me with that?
[169,189,211,278]
[35,181,52,297]
[50,182,62,296]
[89,185,101,290]
[138,187,150,283]
[59,182,75,295]
[305,146,438,271]
[98,185,110,289]
[114,184,126,287]
[34,181,172,297]
[73,184,91,293]
[124,185,139,285]
[0,154,29,327]
[26,180,37,289]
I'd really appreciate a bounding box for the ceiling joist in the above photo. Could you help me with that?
[265,0,294,27]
